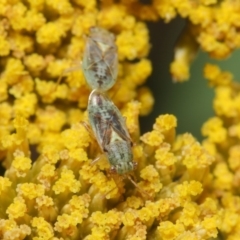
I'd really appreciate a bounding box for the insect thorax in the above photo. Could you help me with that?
[83,59,116,91]
[105,138,134,175]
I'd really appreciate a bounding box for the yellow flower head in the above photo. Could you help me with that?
[0,0,229,239]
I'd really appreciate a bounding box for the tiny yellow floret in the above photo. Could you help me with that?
[32,217,54,240]
[53,168,81,194]
[17,183,45,200]
[140,130,164,146]
[0,35,10,56]
[202,117,227,143]
[7,197,27,219]
[154,114,177,132]
[12,156,32,177]
[37,22,66,45]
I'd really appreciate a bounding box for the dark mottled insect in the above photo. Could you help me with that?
[87,90,136,175]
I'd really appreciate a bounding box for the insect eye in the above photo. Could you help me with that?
[103,147,108,152]
[110,166,117,174]
[133,162,138,170]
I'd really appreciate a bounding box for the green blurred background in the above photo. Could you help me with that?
[141,18,240,141]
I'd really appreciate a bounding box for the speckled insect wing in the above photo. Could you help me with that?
[87,91,111,152]
[82,27,118,92]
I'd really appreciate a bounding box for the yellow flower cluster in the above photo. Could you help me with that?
[0,0,229,240]
[0,106,219,240]
[203,64,240,239]
[122,0,240,81]
[0,0,153,112]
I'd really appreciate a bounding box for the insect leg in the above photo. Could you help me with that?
[81,120,106,165]
[91,154,105,165]
[80,121,96,140]
[48,58,83,96]
[126,175,152,200]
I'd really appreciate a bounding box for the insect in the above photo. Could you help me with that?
[87,90,150,198]
[83,28,150,197]
[51,27,117,94]
[82,26,118,92]
[87,89,136,175]
[83,27,136,174]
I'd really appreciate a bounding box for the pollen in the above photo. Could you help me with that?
[154,114,177,132]
[32,217,54,239]
[202,117,227,143]
[12,155,32,177]
[0,177,12,193]
[140,130,164,147]
[155,144,177,168]
[53,168,81,194]
[0,0,234,239]
[17,183,45,200]
[36,22,66,45]
[7,197,27,219]
[0,35,10,56]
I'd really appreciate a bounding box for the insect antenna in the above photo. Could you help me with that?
[49,62,84,96]
[126,175,152,200]
[91,154,105,165]
[102,175,152,200]
[101,186,118,200]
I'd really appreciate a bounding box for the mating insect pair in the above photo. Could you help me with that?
[83,27,137,176]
